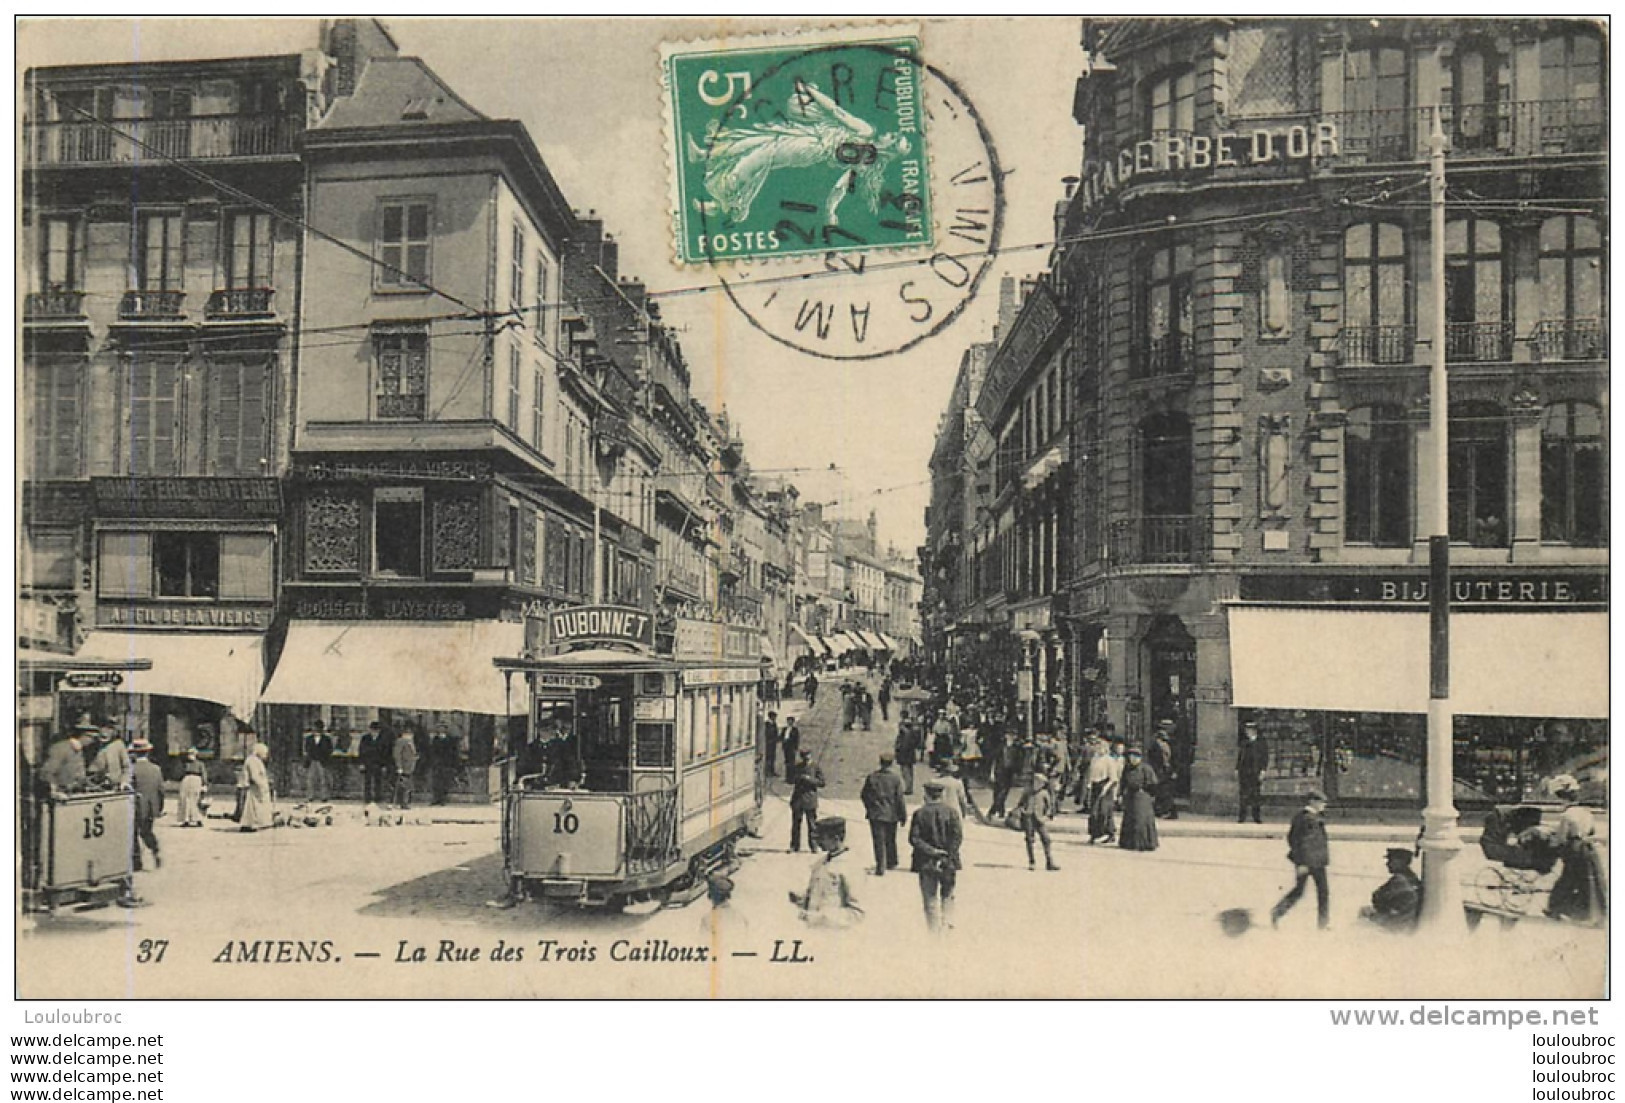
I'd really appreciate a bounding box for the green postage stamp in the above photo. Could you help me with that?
[664,33,932,265]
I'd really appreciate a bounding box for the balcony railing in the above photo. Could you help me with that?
[117,289,185,320]
[206,288,276,319]
[1531,318,1606,362]
[24,289,86,319]
[28,113,302,166]
[1326,99,1604,166]
[1445,321,1512,363]
[1137,331,1194,379]
[1109,515,1201,566]
[375,393,426,420]
[1340,324,1416,366]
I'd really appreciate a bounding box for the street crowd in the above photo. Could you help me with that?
[763,672,1608,938]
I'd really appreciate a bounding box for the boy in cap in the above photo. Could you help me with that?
[1271,790,1330,929]
[1360,848,1421,931]
[790,817,862,928]
[1018,771,1061,872]
[701,873,750,941]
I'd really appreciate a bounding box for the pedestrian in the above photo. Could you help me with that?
[393,727,419,810]
[1118,746,1159,852]
[359,721,389,805]
[878,679,891,722]
[762,710,781,778]
[42,722,93,798]
[894,707,920,795]
[989,730,1018,818]
[240,743,274,832]
[790,816,863,929]
[89,723,132,788]
[859,686,874,731]
[129,740,163,871]
[909,780,963,934]
[931,710,957,770]
[303,719,334,801]
[1359,848,1422,932]
[783,670,795,701]
[935,758,986,825]
[1017,771,1061,871]
[1546,806,1607,925]
[787,748,824,853]
[1087,740,1123,844]
[1270,790,1330,929]
[700,873,750,942]
[860,751,908,876]
[780,717,801,781]
[176,749,206,827]
[1149,719,1179,819]
[429,724,458,805]
[804,671,818,706]
[1236,720,1269,824]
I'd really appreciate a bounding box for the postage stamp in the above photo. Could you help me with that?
[666,34,933,265]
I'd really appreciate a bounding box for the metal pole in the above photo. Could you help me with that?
[592,502,603,603]
[1419,102,1465,932]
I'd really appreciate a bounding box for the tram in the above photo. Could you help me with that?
[494,605,764,908]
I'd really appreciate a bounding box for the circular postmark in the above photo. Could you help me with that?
[671,38,1003,360]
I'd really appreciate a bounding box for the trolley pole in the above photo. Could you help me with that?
[1419,103,1465,932]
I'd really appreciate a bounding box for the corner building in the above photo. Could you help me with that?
[1057,18,1606,811]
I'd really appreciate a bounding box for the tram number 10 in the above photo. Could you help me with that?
[552,810,580,835]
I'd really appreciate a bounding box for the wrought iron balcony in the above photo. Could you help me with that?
[206,288,275,319]
[1444,321,1512,363]
[28,113,302,166]
[117,289,185,320]
[1531,317,1606,362]
[1326,99,1604,166]
[1339,324,1415,367]
[1109,515,1201,566]
[375,393,426,420]
[1137,331,1195,379]
[24,289,86,319]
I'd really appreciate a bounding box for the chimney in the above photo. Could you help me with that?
[619,276,646,312]
[599,233,619,282]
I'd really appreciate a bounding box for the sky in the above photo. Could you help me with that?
[18,16,1084,555]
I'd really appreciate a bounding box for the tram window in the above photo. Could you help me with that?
[579,681,632,792]
[635,723,674,768]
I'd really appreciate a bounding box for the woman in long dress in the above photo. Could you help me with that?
[1547,805,1607,924]
[176,749,206,826]
[240,743,274,832]
[1118,746,1160,852]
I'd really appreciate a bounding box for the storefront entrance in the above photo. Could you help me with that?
[1144,615,1196,796]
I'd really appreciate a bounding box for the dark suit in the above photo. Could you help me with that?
[909,801,963,931]
[860,766,908,874]
[131,757,164,871]
[787,760,824,852]
[1272,806,1330,928]
[1236,734,1269,823]
[359,731,389,803]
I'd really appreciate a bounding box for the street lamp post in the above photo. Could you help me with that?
[1419,103,1465,932]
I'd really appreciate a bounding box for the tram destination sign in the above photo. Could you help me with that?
[548,605,655,649]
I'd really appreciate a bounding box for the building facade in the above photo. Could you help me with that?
[1057,17,1607,810]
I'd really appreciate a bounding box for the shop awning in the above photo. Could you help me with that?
[823,634,853,656]
[789,624,820,656]
[261,621,526,716]
[1227,607,1608,719]
[74,632,266,721]
[857,630,888,651]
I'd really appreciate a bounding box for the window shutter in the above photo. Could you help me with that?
[99,532,154,598]
[219,533,274,600]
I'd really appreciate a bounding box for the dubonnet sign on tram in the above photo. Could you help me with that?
[547,604,655,650]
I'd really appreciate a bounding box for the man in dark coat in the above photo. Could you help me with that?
[1149,719,1179,819]
[1360,848,1422,931]
[429,725,459,805]
[1271,790,1331,929]
[1236,721,1269,824]
[787,749,824,853]
[909,780,963,933]
[779,717,801,781]
[860,751,909,875]
[893,709,921,795]
[303,720,334,801]
[762,711,781,778]
[129,740,164,872]
[804,672,818,706]
[359,722,389,804]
